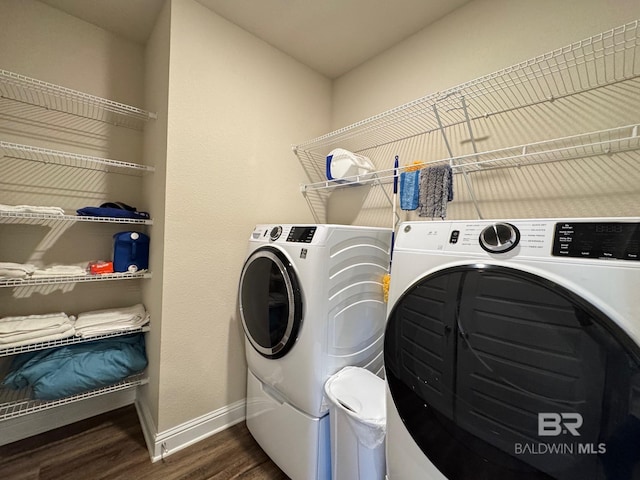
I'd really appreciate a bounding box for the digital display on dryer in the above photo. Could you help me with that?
[552,222,640,260]
[287,226,316,243]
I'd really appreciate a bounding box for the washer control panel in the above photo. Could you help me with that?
[396,218,640,260]
[553,221,640,261]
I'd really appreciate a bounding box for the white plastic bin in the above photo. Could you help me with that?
[326,148,375,184]
[324,366,386,480]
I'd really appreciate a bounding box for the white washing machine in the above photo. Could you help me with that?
[239,224,392,480]
[384,218,640,480]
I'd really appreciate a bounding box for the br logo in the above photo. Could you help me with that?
[538,413,583,437]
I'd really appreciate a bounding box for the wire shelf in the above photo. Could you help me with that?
[0,141,155,175]
[0,326,151,357]
[294,20,640,222]
[0,372,148,421]
[0,211,153,225]
[0,271,151,288]
[301,124,640,192]
[294,20,640,158]
[0,69,156,130]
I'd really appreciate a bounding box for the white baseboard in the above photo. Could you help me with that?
[136,398,246,462]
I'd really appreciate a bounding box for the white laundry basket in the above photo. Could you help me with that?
[324,366,386,480]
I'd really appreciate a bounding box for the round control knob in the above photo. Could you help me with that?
[479,223,520,253]
[269,226,283,241]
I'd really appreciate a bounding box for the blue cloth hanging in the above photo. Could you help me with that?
[399,171,420,210]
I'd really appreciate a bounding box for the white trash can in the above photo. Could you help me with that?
[324,366,386,480]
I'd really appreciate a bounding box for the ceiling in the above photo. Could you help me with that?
[38,0,471,78]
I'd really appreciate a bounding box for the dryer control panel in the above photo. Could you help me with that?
[553,221,640,261]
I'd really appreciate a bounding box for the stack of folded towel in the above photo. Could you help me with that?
[0,262,36,279]
[0,263,88,280]
[31,265,87,277]
[74,304,150,338]
[0,304,150,349]
[0,312,76,349]
[0,204,65,216]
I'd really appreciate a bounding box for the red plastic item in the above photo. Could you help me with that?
[88,261,114,274]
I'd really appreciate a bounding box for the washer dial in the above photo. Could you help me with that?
[479,223,520,253]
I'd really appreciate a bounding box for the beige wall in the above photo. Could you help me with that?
[155,0,330,430]
[139,0,172,435]
[0,0,144,107]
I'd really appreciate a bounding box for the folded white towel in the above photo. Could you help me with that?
[0,312,76,347]
[75,304,147,328]
[0,262,37,273]
[0,204,65,216]
[0,262,37,279]
[0,269,30,279]
[0,312,72,334]
[31,265,87,277]
[0,325,76,349]
[75,322,148,338]
[0,323,76,344]
[75,304,149,337]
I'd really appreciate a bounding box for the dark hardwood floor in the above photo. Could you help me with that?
[0,405,289,479]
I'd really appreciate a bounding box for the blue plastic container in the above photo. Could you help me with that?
[113,231,150,273]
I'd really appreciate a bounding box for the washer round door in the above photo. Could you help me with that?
[239,246,303,359]
[384,264,640,480]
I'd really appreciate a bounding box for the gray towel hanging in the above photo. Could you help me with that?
[418,164,454,219]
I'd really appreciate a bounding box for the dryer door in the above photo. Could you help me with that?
[385,264,640,480]
[240,246,303,359]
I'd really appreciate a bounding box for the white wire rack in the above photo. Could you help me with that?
[0,211,153,225]
[294,20,640,157]
[0,271,151,288]
[0,372,148,421]
[0,70,156,130]
[0,141,155,175]
[293,20,640,222]
[301,124,640,191]
[0,326,151,357]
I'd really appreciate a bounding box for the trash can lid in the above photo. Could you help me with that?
[324,366,385,421]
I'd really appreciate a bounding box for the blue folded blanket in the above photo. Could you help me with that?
[2,334,147,400]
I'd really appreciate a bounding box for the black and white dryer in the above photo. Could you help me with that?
[384,218,640,480]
